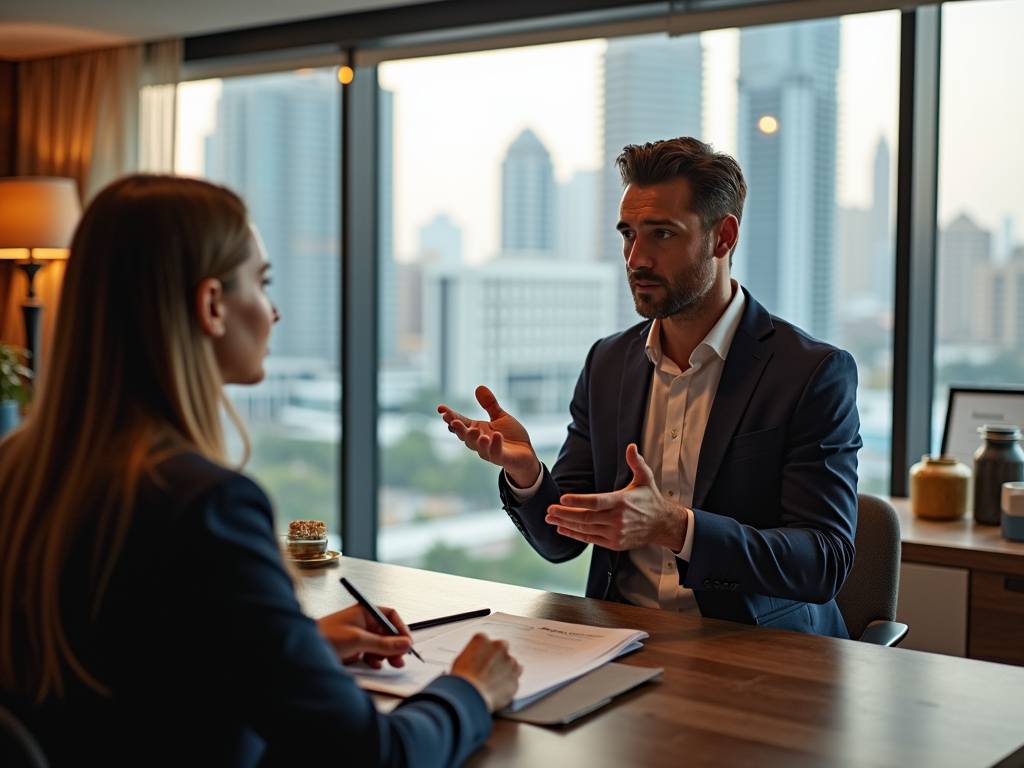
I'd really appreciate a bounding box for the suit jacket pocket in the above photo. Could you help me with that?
[725,426,781,462]
[755,600,808,630]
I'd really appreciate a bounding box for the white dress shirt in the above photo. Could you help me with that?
[615,282,745,613]
[507,281,746,615]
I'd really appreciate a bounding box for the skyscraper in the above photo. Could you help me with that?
[937,213,992,343]
[734,19,840,340]
[601,34,704,327]
[419,214,463,266]
[869,137,894,304]
[380,88,398,364]
[501,128,556,255]
[206,70,340,363]
[558,170,600,262]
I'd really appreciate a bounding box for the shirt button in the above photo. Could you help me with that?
[666,490,674,497]
[666,561,674,570]
[670,429,678,439]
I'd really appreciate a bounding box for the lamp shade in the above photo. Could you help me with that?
[0,177,81,260]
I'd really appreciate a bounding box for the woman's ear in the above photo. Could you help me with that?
[195,277,227,338]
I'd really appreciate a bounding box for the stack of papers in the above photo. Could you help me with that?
[348,612,647,712]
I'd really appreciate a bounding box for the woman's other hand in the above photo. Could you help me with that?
[317,604,412,669]
[450,633,522,713]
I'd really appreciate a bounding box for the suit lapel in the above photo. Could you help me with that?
[616,324,654,489]
[692,292,775,509]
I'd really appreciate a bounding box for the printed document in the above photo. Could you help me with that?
[348,612,647,711]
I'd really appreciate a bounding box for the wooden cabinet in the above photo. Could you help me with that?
[891,497,1024,667]
[969,570,1024,665]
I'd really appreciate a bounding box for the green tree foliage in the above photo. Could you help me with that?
[249,434,338,528]
[938,353,1024,388]
[421,537,591,595]
[382,429,498,504]
[400,387,476,418]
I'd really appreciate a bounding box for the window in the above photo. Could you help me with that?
[733,12,900,494]
[934,0,1024,448]
[375,11,900,592]
[175,69,342,534]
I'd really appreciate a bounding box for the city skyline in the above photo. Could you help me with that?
[174,9,1024,269]
[377,12,902,265]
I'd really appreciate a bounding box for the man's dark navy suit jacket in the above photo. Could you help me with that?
[499,288,862,638]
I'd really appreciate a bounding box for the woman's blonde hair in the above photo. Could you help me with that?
[0,175,253,702]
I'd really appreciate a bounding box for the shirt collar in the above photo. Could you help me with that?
[645,280,747,368]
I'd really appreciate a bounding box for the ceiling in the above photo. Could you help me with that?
[0,0,428,60]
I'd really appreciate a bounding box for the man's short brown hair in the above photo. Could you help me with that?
[616,137,747,234]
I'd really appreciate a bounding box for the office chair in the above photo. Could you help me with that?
[834,494,909,647]
[0,705,49,768]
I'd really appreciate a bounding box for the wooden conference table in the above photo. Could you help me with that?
[298,557,1024,768]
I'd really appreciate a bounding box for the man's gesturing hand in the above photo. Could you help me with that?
[545,443,687,552]
[438,385,541,488]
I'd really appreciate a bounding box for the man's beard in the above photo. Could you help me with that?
[628,238,717,321]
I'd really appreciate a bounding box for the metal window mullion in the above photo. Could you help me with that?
[891,6,941,497]
[341,64,380,559]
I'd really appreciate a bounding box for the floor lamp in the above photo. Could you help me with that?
[0,178,81,376]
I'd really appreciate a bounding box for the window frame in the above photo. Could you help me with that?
[181,0,949,557]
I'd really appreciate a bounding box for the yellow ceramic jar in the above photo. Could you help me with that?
[909,454,971,520]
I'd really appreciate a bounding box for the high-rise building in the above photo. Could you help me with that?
[419,214,463,266]
[938,213,992,343]
[422,260,619,414]
[380,88,398,364]
[971,246,1024,350]
[869,137,894,304]
[206,70,340,363]
[601,34,704,327]
[558,170,600,261]
[734,19,840,340]
[835,136,894,317]
[501,128,556,254]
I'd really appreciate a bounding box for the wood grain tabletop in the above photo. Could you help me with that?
[297,556,1024,768]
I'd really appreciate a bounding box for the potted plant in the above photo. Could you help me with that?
[0,342,32,436]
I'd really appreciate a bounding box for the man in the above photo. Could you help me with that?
[439,138,861,638]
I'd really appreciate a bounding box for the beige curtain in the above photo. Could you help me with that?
[17,45,144,203]
[6,40,181,382]
[139,40,182,173]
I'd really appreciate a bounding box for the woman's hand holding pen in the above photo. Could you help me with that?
[319,600,522,712]
[318,604,413,669]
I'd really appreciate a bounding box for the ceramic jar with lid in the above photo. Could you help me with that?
[974,425,1024,525]
[909,455,971,520]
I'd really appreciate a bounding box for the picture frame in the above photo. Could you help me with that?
[941,387,1024,468]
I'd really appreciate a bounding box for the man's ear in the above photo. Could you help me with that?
[713,214,740,260]
[195,277,227,338]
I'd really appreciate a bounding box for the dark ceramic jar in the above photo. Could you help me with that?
[974,425,1024,525]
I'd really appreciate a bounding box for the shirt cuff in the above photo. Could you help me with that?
[674,507,695,562]
[504,464,545,503]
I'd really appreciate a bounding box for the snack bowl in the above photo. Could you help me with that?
[284,537,329,560]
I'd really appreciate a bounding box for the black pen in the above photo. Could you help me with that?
[339,577,425,663]
[408,608,491,632]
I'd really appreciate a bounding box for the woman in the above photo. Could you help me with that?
[0,175,520,767]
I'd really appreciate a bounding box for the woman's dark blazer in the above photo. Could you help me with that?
[1,452,491,767]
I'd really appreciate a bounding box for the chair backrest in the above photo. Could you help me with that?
[834,494,902,641]
[0,705,49,768]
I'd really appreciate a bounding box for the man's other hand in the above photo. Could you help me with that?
[438,385,542,488]
[545,443,687,551]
